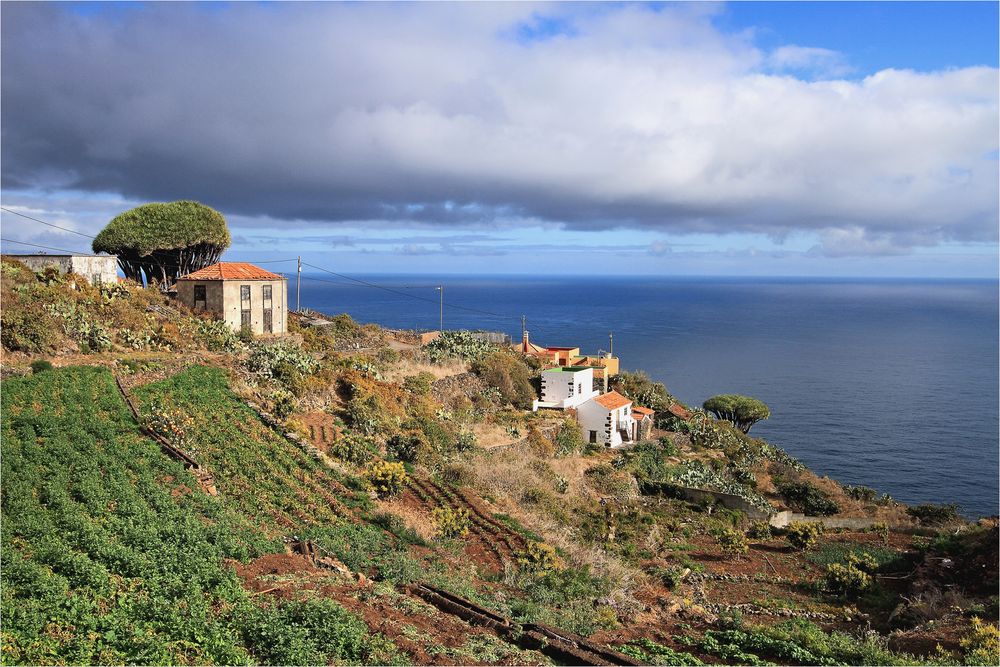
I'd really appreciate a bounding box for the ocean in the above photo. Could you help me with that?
[296,274,999,519]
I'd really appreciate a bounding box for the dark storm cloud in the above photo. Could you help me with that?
[2,2,997,254]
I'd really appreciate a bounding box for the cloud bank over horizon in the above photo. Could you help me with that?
[1,2,997,262]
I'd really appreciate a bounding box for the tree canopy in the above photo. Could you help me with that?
[92,200,231,287]
[610,370,676,427]
[702,394,770,433]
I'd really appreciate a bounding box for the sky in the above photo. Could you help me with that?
[1,1,997,278]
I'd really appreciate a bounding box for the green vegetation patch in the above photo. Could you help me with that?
[0,366,396,665]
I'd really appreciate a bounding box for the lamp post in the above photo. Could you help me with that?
[436,285,443,332]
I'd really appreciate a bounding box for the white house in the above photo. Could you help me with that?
[578,390,636,448]
[533,366,599,411]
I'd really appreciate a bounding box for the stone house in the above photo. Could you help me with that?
[4,253,118,285]
[175,262,288,335]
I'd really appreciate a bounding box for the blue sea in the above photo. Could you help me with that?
[296,274,999,519]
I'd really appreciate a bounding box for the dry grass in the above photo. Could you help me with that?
[382,357,468,383]
[468,422,519,449]
[374,499,437,542]
[465,447,644,615]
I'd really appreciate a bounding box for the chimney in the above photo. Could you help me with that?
[522,329,530,352]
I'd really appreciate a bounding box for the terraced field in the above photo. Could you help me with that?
[0,366,399,665]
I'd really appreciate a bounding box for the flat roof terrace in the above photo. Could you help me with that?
[543,366,592,373]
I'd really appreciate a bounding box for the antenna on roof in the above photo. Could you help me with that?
[609,331,614,357]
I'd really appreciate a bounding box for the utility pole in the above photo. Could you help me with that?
[437,285,443,331]
[296,256,302,313]
[609,331,614,357]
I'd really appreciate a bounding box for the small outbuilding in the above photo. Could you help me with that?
[4,253,118,285]
[175,262,288,335]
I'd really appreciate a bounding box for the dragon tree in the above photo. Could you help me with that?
[92,200,231,288]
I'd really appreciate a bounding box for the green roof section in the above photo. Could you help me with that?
[543,366,591,373]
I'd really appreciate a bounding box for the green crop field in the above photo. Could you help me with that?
[0,366,399,665]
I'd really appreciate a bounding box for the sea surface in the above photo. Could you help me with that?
[297,274,999,519]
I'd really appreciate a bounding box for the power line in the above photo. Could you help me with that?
[0,237,96,255]
[0,207,96,238]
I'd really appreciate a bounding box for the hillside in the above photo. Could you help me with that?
[1,259,997,666]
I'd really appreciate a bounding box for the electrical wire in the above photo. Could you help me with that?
[0,207,96,238]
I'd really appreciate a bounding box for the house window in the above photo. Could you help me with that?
[567,382,575,396]
[589,430,597,444]
[91,274,102,286]
[263,309,273,334]
[194,284,206,309]
[262,284,272,304]
[240,285,251,330]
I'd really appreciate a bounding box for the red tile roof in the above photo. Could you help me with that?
[594,391,632,410]
[632,406,654,418]
[177,262,286,281]
[668,404,692,419]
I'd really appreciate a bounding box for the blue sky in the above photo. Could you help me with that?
[1,1,997,277]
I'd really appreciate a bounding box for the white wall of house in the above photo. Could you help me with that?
[534,367,599,410]
[578,398,635,447]
[6,254,118,285]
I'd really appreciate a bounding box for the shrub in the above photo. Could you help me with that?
[653,565,688,590]
[870,521,890,546]
[386,431,426,463]
[527,425,554,457]
[747,521,773,540]
[403,372,435,395]
[195,317,243,353]
[365,461,408,498]
[329,434,376,465]
[620,638,703,666]
[345,388,385,436]
[553,419,585,456]
[143,401,194,449]
[246,342,318,380]
[824,553,878,596]
[30,359,53,374]
[844,484,878,502]
[584,464,636,501]
[714,526,749,559]
[961,617,1000,667]
[432,507,471,539]
[455,431,477,452]
[270,388,295,420]
[425,330,497,363]
[471,351,535,408]
[1,308,56,352]
[906,503,960,526]
[516,542,561,574]
[777,480,840,516]
[785,522,823,551]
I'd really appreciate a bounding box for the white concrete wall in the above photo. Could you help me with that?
[578,398,635,447]
[8,254,118,285]
[538,367,598,409]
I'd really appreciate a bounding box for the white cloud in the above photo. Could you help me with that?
[1,3,996,258]
[767,45,853,77]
